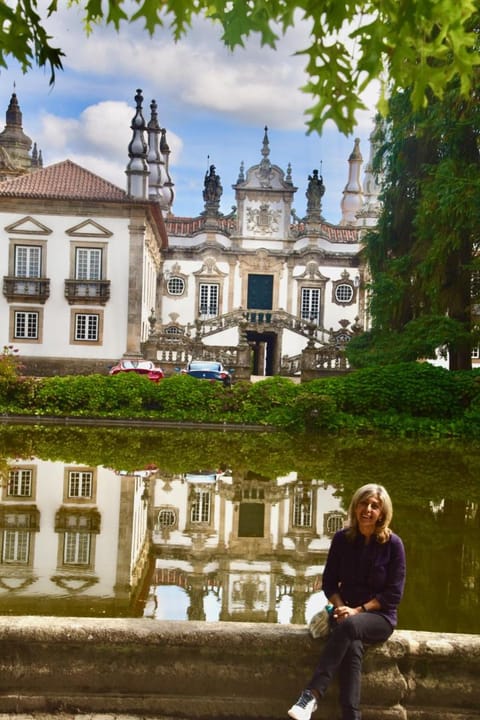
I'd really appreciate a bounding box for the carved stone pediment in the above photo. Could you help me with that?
[239,249,283,276]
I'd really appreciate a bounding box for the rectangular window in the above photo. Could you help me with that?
[472,345,480,359]
[68,471,93,498]
[64,532,90,564]
[14,245,41,278]
[199,283,219,318]
[190,489,211,523]
[75,248,102,281]
[8,469,32,497]
[14,310,39,339]
[301,288,321,323]
[293,489,313,528]
[75,313,99,341]
[2,530,29,563]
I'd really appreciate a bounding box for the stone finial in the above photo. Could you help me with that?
[126,88,148,199]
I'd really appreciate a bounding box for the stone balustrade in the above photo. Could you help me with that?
[0,617,478,719]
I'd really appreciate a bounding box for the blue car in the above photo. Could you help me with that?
[183,360,233,387]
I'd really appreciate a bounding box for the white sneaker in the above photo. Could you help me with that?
[288,689,318,720]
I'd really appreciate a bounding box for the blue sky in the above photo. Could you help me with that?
[1,3,378,223]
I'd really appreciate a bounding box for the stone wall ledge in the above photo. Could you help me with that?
[0,617,479,720]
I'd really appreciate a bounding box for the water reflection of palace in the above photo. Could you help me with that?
[147,471,346,624]
[0,457,152,616]
[0,457,347,623]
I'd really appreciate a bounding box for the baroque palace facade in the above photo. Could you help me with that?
[0,89,380,377]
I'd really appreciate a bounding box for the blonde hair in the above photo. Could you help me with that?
[345,484,393,544]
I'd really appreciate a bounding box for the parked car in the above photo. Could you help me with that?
[182,360,233,387]
[109,359,164,382]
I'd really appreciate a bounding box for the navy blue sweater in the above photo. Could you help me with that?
[322,528,406,627]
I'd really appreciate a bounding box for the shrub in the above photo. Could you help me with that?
[241,377,298,425]
[0,345,24,402]
[335,362,467,418]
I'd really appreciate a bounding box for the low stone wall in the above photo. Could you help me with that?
[0,617,479,720]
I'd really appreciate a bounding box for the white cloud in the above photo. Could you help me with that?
[36,100,183,190]
[4,3,378,219]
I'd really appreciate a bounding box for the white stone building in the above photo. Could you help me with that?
[0,91,166,375]
[0,89,380,377]
[157,126,378,376]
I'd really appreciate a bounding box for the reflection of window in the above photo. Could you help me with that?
[157,508,177,528]
[301,288,321,323]
[167,277,185,295]
[14,310,39,339]
[293,488,313,527]
[0,506,40,565]
[2,530,30,562]
[8,469,33,497]
[190,488,211,523]
[335,284,353,303]
[199,283,219,318]
[64,532,91,564]
[55,508,100,569]
[68,471,93,499]
[324,512,345,536]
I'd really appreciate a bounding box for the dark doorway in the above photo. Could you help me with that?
[247,331,277,376]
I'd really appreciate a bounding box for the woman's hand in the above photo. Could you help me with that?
[332,605,361,622]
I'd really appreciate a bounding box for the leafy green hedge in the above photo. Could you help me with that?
[1,362,480,437]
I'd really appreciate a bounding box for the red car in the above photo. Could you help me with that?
[109,359,164,382]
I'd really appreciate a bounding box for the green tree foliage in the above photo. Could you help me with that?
[2,0,479,134]
[350,78,480,369]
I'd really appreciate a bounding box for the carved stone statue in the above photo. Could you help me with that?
[306,169,325,219]
[203,164,223,203]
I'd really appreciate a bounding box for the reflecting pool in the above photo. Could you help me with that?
[0,422,478,634]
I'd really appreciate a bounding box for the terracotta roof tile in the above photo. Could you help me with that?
[0,159,128,201]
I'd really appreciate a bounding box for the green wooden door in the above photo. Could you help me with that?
[247,274,273,310]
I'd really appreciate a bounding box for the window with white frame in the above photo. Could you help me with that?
[14,245,41,278]
[75,247,102,280]
[293,487,313,528]
[472,345,480,359]
[199,283,219,318]
[75,313,99,341]
[301,287,321,323]
[0,508,38,564]
[335,283,354,304]
[167,276,185,295]
[325,512,345,536]
[7,469,33,497]
[55,508,99,567]
[2,529,30,563]
[190,488,211,523]
[68,471,93,499]
[157,508,177,529]
[64,531,91,564]
[14,310,39,339]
